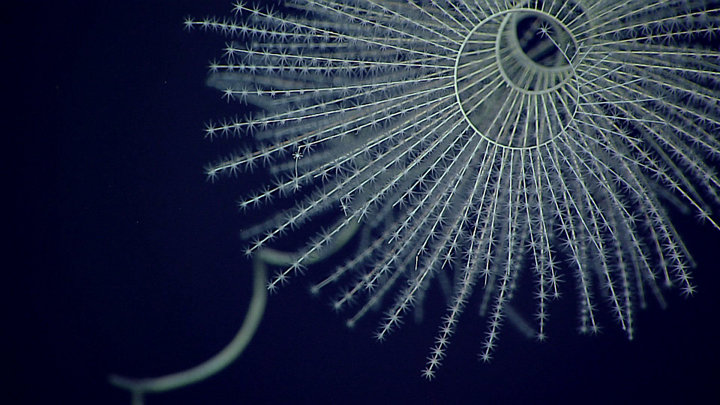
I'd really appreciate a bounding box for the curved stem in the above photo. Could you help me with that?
[109,259,267,404]
[109,219,360,404]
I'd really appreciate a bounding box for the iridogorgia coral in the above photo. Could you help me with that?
[195,0,720,378]
[112,2,720,400]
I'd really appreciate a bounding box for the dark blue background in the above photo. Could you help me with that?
[9,1,720,404]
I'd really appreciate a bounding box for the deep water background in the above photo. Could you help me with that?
[8,1,720,404]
